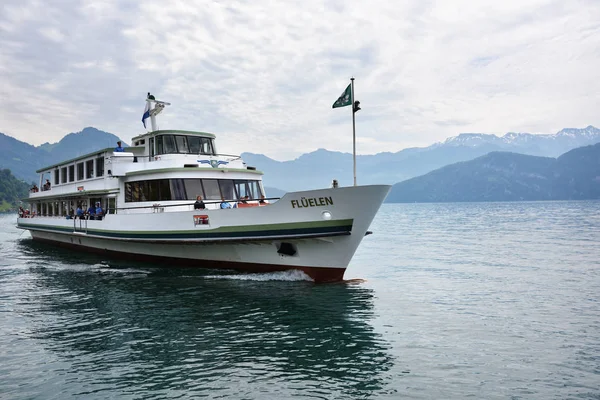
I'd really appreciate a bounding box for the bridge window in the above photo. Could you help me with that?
[154,135,215,155]
[188,136,214,155]
[175,136,188,153]
[68,165,75,182]
[164,135,176,154]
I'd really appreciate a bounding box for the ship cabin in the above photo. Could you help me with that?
[25,129,267,219]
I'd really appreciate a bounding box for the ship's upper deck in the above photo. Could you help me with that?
[30,129,261,200]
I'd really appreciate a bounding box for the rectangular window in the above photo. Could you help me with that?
[175,136,189,153]
[235,180,250,199]
[125,182,133,202]
[150,137,155,158]
[219,179,235,200]
[126,179,172,202]
[184,179,204,200]
[138,181,149,202]
[61,167,67,184]
[202,179,221,200]
[148,180,159,201]
[155,136,163,155]
[77,163,84,180]
[163,135,176,154]
[158,179,171,201]
[248,180,261,199]
[86,160,94,179]
[169,179,186,200]
[53,169,59,185]
[108,198,116,214]
[201,138,214,155]
[234,180,260,199]
[131,182,141,202]
[188,136,201,154]
[68,165,75,182]
[96,157,104,177]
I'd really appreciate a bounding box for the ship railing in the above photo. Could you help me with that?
[113,197,280,213]
[136,153,242,162]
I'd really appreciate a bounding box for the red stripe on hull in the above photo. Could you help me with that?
[31,237,346,283]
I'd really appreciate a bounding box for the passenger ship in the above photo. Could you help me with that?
[17,95,390,282]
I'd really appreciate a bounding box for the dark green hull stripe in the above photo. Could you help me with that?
[18,221,354,240]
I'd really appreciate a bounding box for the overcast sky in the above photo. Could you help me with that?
[1,0,599,160]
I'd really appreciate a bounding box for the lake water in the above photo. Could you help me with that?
[1,202,599,399]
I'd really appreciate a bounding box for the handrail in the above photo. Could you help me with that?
[106,152,243,163]
[114,197,281,211]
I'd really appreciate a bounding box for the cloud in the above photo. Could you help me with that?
[0,0,599,160]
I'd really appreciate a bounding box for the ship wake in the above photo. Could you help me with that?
[203,269,313,282]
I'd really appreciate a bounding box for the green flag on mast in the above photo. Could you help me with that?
[332,84,352,108]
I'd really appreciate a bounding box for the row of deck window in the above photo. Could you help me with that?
[50,157,105,185]
[31,198,115,217]
[125,179,263,202]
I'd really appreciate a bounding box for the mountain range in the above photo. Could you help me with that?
[242,126,600,191]
[1,125,599,203]
[0,127,125,184]
[387,143,600,202]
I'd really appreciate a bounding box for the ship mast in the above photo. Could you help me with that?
[144,93,170,131]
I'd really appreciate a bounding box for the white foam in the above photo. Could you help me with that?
[96,266,152,275]
[203,269,314,282]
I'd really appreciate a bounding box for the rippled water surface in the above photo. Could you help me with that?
[1,202,599,399]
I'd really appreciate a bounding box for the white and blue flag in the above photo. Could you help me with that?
[141,102,150,128]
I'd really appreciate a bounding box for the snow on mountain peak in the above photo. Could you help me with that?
[443,133,500,147]
[439,126,600,148]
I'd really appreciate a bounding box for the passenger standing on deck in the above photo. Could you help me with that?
[87,204,95,219]
[95,202,104,219]
[115,141,125,152]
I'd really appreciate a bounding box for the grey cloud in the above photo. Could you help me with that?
[0,0,599,160]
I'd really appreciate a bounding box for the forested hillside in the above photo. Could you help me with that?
[0,169,30,212]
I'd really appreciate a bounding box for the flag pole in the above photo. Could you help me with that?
[351,77,356,186]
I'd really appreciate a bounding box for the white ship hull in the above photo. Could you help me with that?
[18,185,390,282]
